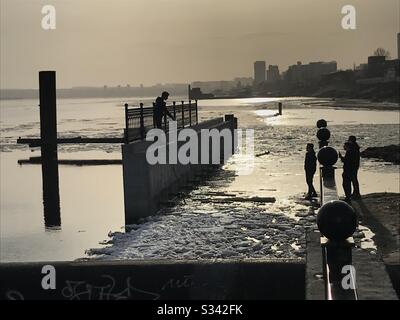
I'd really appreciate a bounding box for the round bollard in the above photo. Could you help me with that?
[316,127,331,141]
[317,200,358,241]
[317,119,327,128]
[317,146,338,166]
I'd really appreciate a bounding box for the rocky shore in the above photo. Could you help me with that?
[360,145,400,164]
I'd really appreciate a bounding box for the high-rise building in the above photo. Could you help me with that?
[267,65,281,82]
[254,61,266,84]
[285,61,337,84]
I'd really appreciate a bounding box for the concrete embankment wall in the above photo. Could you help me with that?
[0,259,305,300]
[122,116,236,224]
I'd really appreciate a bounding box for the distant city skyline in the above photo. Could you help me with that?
[1,0,399,89]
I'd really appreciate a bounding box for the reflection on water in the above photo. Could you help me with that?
[0,151,125,262]
[42,154,61,229]
[255,108,400,126]
[0,97,399,262]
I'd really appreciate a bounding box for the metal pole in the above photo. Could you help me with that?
[139,103,144,140]
[195,100,198,124]
[189,100,192,126]
[181,101,185,128]
[152,102,156,128]
[124,103,129,143]
[164,106,167,131]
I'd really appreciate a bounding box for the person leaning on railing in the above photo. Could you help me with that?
[154,91,175,129]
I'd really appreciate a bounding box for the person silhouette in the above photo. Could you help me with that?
[304,143,317,199]
[154,91,175,129]
[339,141,358,202]
[348,135,361,199]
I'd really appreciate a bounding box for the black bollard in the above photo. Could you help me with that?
[317,119,327,128]
[317,127,331,142]
[39,71,61,228]
[317,146,338,167]
[317,200,358,241]
[316,121,330,148]
[278,102,283,115]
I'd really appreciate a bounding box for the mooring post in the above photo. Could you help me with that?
[39,71,58,159]
[189,100,192,126]
[39,71,61,228]
[225,114,235,156]
[195,100,199,124]
[278,102,283,115]
[139,103,145,140]
[181,101,185,128]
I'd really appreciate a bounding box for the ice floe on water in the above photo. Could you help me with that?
[86,203,310,260]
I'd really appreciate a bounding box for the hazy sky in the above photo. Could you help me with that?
[1,0,399,89]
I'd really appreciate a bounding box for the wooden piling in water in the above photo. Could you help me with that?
[39,71,61,228]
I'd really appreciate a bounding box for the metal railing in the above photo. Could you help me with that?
[124,100,198,142]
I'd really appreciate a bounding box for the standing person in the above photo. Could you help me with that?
[348,135,361,199]
[339,142,358,202]
[154,91,175,129]
[304,143,317,200]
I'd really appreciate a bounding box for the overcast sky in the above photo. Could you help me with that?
[1,0,399,89]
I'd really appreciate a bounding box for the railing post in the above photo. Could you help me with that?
[124,103,129,143]
[152,102,156,128]
[195,100,199,124]
[181,101,185,128]
[164,108,167,131]
[189,100,192,126]
[139,103,145,140]
[173,101,176,120]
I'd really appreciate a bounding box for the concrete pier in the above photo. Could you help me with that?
[122,116,237,224]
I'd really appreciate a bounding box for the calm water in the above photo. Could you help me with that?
[0,97,399,262]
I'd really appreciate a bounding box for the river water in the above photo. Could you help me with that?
[0,97,399,262]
